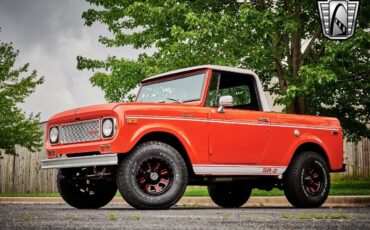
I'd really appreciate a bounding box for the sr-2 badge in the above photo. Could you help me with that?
[318,0,359,40]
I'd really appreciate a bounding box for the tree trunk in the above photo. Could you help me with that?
[286,96,306,114]
[286,1,304,115]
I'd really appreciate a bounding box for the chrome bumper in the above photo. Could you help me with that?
[41,154,118,169]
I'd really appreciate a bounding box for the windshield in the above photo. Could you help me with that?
[137,72,206,103]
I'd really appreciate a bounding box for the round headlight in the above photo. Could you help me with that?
[102,119,114,137]
[49,126,59,143]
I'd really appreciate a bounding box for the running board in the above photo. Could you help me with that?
[41,154,118,169]
[192,164,287,176]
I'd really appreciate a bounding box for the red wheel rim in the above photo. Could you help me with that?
[302,161,325,196]
[136,157,173,196]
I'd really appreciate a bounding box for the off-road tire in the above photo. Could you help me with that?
[208,182,252,208]
[283,151,330,208]
[57,168,117,209]
[117,141,188,210]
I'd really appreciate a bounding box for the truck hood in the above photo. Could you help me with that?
[48,102,202,123]
[48,103,121,123]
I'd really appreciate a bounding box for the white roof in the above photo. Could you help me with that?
[141,65,257,82]
[141,65,270,112]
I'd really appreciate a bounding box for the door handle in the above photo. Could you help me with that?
[257,117,270,123]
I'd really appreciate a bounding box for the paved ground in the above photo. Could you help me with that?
[2,196,370,207]
[0,203,369,229]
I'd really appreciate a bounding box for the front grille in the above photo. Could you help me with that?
[60,119,101,144]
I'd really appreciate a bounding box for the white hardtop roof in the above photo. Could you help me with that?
[141,65,270,112]
[141,65,258,83]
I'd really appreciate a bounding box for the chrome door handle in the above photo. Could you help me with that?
[257,117,270,123]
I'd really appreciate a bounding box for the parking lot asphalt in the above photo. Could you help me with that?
[0,203,369,229]
[1,196,370,207]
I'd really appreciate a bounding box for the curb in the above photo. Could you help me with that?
[1,196,369,207]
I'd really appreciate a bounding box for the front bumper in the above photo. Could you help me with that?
[41,154,118,169]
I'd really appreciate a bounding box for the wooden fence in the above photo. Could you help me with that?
[0,122,58,193]
[0,122,369,194]
[332,137,370,180]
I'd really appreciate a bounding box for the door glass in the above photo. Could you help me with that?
[218,85,251,106]
[206,71,259,110]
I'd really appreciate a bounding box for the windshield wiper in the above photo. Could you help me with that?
[166,98,183,103]
[182,99,199,103]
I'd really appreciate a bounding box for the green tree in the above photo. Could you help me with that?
[78,0,370,141]
[0,34,44,157]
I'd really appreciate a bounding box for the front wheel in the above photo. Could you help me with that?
[57,167,117,209]
[208,182,251,208]
[283,151,330,208]
[117,141,188,209]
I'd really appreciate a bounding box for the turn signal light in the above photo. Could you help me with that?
[99,144,112,154]
[127,118,138,124]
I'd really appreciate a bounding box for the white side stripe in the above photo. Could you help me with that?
[125,115,340,131]
[192,165,287,176]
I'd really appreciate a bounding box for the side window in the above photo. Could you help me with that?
[206,71,261,111]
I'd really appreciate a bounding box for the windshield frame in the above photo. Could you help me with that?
[136,69,211,105]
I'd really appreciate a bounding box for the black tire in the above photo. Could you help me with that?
[117,141,188,210]
[283,151,330,208]
[57,168,117,209]
[207,182,251,208]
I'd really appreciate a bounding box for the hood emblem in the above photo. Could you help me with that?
[87,129,98,134]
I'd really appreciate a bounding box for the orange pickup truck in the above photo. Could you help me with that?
[41,65,345,209]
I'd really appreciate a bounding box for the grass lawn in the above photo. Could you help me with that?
[0,180,369,197]
[184,179,370,197]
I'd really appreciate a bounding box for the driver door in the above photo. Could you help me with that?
[206,71,270,164]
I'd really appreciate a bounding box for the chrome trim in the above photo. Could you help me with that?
[41,154,118,169]
[126,115,266,126]
[270,124,339,131]
[125,115,340,131]
[192,164,287,176]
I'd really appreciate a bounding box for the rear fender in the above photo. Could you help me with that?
[283,133,332,170]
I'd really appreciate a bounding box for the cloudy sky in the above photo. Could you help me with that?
[0,0,148,121]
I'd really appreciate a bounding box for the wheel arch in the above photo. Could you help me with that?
[125,128,196,176]
[288,142,331,170]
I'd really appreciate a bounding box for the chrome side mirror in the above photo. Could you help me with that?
[217,95,234,113]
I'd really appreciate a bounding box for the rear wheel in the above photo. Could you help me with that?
[208,182,251,208]
[57,167,117,209]
[117,141,188,209]
[283,151,330,208]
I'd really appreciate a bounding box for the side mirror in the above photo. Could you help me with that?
[218,95,234,113]
[219,95,234,107]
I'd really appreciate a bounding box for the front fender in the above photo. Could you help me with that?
[125,123,199,164]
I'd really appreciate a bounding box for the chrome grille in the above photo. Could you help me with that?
[60,119,100,144]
